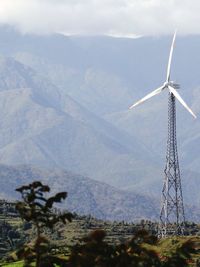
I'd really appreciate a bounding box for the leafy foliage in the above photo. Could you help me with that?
[68,229,199,267]
[15,181,73,267]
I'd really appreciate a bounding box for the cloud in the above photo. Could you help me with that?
[0,0,199,36]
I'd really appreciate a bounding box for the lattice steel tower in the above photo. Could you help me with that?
[159,92,185,237]
[129,32,196,237]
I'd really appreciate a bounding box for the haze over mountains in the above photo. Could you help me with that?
[0,53,159,189]
[0,26,199,220]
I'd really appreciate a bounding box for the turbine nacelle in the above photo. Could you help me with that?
[129,32,196,119]
[170,82,180,90]
[163,81,180,90]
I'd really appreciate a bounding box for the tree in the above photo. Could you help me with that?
[16,181,73,267]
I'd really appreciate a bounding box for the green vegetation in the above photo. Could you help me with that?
[0,181,200,266]
[15,181,73,267]
[2,261,23,267]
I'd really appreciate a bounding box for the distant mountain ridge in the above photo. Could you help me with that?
[0,163,199,222]
[0,163,159,221]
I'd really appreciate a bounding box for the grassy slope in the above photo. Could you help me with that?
[2,262,23,267]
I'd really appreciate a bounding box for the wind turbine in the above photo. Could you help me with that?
[129,32,196,237]
[129,32,196,118]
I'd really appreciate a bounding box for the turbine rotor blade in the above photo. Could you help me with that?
[168,85,197,119]
[129,86,165,109]
[166,31,177,82]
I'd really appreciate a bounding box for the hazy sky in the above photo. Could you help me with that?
[0,0,199,37]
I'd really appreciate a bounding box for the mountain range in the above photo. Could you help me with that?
[0,54,159,189]
[0,26,199,220]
